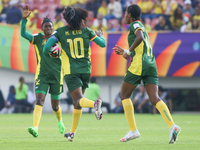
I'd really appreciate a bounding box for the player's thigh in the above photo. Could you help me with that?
[143,76,160,105]
[122,71,140,99]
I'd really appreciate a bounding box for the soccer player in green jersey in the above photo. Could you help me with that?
[113,4,181,144]
[43,6,106,141]
[20,5,65,137]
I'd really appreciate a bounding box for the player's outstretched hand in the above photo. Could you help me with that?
[95,30,104,37]
[113,45,124,55]
[23,5,32,20]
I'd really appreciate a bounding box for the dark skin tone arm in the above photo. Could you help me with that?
[113,29,144,59]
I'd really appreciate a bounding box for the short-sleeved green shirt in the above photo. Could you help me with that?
[85,83,100,101]
[15,83,29,100]
[127,21,158,77]
[31,33,63,85]
[20,19,63,96]
[54,25,97,75]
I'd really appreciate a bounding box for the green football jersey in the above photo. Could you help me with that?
[54,26,97,75]
[128,21,158,77]
[31,33,63,84]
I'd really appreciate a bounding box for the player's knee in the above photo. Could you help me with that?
[36,98,44,106]
[73,100,81,109]
[150,97,160,106]
[120,93,129,101]
[52,105,59,111]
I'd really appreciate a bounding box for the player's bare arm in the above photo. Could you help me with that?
[129,29,144,52]
[22,5,32,20]
[113,30,144,60]
[124,29,144,59]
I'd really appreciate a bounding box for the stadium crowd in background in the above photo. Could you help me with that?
[132,85,149,113]
[0,85,16,114]
[1,0,200,32]
[112,91,124,113]
[0,87,5,111]
[14,76,33,113]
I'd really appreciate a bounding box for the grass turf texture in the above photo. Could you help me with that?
[0,113,199,150]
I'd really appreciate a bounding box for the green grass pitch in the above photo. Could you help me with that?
[0,113,199,150]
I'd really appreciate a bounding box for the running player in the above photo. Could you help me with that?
[113,4,181,144]
[21,5,65,137]
[43,6,106,141]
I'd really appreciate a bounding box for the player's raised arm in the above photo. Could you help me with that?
[20,5,33,42]
[92,30,106,48]
[43,35,57,56]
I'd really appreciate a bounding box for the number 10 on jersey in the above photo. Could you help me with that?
[67,38,84,58]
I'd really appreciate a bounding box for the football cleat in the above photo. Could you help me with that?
[28,126,38,138]
[120,129,140,142]
[169,124,181,144]
[94,99,103,120]
[57,120,65,134]
[64,132,75,142]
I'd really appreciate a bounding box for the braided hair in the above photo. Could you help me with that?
[42,16,53,27]
[63,6,88,30]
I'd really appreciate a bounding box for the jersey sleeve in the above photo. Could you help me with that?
[87,27,106,47]
[20,19,33,43]
[93,36,106,47]
[87,27,97,41]
[43,30,58,57]
[31,34,39,44]
[43,36,57,57]
[131,22,143,35]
